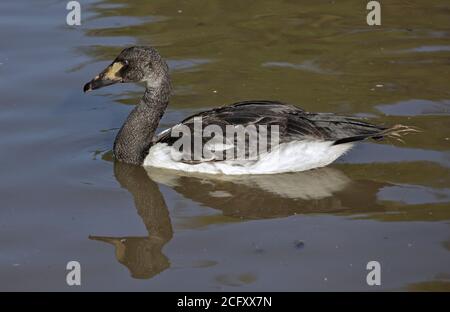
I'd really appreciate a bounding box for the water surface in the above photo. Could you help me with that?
[0,0,449,291]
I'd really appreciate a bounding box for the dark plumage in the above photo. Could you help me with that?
[155,100,415,163]
[156,100,390,145]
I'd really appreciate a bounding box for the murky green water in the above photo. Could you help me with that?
[0,0,449,291]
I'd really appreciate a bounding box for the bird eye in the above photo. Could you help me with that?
[123,60,129,66]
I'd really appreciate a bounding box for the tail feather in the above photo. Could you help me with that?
[333,124,420,145]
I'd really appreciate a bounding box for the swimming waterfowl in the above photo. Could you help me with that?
[84,46,417,175]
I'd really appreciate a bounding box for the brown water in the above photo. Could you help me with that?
[0,0,449,291]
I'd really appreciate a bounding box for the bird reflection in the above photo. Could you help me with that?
[90,162,173,279]
[91,160,387,279]
[146,166,386,218]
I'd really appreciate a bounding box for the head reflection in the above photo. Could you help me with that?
[90,162,172,279]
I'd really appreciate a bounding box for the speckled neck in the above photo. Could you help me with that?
[113,77,171,165]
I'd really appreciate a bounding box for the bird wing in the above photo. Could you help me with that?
[154,100,387,163]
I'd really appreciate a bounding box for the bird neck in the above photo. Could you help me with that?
[113,79,171,165]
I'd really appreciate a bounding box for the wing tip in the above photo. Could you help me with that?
[333,124,421,145]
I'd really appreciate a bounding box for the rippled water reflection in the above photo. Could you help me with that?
[0,0,449,291]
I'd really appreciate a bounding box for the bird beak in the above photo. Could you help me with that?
[83,61,125,92]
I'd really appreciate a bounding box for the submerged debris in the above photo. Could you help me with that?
[294,240,305,250]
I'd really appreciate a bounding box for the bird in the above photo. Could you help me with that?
[84,46,418,175]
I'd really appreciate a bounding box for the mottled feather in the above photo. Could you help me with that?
[154,100,394,163]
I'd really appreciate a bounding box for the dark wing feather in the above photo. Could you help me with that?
[156,100,319,144]
[303,113,387,143]
[154,100,387,163]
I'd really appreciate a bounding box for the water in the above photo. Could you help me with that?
[0,0,449,291]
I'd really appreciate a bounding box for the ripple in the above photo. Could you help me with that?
[168,59,213,72]
[378,185,450,205]
[262,60,338,75]
[338,144,450,168]
[376,99,450,116]
[398,45,450,53]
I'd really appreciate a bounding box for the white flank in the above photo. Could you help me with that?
[143,140,353,175]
